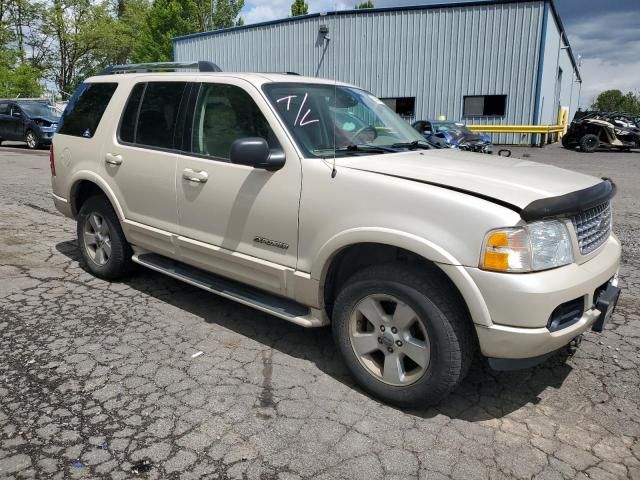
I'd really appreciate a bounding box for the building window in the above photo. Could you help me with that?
[463,95,507,117]
[381,97,416,119]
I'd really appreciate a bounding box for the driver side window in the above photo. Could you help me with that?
[191,83,278,161]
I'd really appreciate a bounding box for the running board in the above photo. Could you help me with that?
[132,253,325,328]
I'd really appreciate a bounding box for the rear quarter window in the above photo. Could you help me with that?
[58,82,118,138]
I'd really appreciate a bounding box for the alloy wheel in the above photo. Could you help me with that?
[348,294,430,386]
[83,213,112,266]
[26,132,37,149]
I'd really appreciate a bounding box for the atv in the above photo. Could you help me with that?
[562,111,640,153]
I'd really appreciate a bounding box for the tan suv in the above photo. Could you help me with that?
[50,62,622,406]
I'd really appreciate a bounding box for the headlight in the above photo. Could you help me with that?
[480,220,573,272]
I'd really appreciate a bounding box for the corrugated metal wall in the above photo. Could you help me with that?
[175,1,547,144]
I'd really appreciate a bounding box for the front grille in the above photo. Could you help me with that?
[571,201,611,255]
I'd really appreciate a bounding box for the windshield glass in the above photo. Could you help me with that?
[18,102,61,119]
[263,83,426,157]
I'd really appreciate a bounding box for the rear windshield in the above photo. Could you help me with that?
[58,82,118,138]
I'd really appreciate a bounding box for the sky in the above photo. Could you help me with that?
[239,0,640,107]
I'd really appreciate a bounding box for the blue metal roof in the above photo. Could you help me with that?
[173,0,581,82]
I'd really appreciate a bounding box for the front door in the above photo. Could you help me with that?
[9,105,25,140]
[175,79,301,294]
[0,103,9,139]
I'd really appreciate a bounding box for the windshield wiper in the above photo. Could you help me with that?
[343,144,399,153]
[389,140,432,150]
[315,144,396,155]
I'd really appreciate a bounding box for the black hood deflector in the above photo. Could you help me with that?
[520,178,616,221]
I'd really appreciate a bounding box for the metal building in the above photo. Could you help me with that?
[173,0,581,144]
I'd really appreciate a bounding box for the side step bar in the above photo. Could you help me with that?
[132,253,326,328]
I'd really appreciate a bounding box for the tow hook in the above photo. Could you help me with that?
[566,334,583,355]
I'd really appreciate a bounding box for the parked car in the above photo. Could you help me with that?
[562,111,640,153]
[0,99,60,149]
[51,62,621,407]
[413,120,493,153]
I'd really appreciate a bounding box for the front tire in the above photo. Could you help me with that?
[579,133,599,153]
[332,263,474,407]
[77,195,133,280]
[25,130,39,149]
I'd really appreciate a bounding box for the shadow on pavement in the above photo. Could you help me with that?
[56,239,572,421]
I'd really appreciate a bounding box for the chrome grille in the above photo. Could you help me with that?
[571,202,611,255]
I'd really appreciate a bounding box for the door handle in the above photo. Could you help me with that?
[105,153,123,165]
[182,168,209,183]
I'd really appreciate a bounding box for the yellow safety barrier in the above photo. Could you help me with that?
[466,124,565,134]
[467,107,570,138]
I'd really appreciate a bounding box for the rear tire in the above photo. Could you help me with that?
[579,134,599,153]
[77,195,133,280]
[332,263,474,407]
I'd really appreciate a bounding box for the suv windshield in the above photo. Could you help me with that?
[18,102,60,119]
[264,83,427,157]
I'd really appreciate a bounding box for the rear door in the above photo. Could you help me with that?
[100,79,188,256]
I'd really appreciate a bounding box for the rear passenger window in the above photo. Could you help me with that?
[58,83,117,138]
[0,103,8,115]
[136,82,186,149]
[119,83,145,143]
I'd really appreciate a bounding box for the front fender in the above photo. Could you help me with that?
[311,227,492,327]
[311,227,461,280]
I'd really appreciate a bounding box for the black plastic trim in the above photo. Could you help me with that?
[520,178,616,221]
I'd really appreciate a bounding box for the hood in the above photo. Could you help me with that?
[336,149,603,212]
[31,115,59,125]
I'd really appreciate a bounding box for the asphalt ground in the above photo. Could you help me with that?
[0,141,639,479]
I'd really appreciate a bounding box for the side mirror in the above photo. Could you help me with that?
[230,137,285,172]
[12,111,22,118]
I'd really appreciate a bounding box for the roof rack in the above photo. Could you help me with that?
[259,71,300,75]
[99,61,222,75]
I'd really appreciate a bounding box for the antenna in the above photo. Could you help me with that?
[331,4,338,179]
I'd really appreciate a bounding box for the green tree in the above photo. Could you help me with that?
[0,0,44,97]
[212,0,244,29]
[591,89,640,115]
[0,61,43,97]
[290,0,307,16]
[131,0,200,62]
[355,0,374,8]
[131,0,243,63]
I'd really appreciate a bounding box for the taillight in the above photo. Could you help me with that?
[49,144,56,176]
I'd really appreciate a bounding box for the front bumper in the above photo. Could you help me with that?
[36,130,55,144]
[469,234,621,360]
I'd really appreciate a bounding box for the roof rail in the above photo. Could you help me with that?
[99,61,222,75]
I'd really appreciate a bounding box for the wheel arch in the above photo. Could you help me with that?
[313,230,491,327]
[69,172,125,221]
